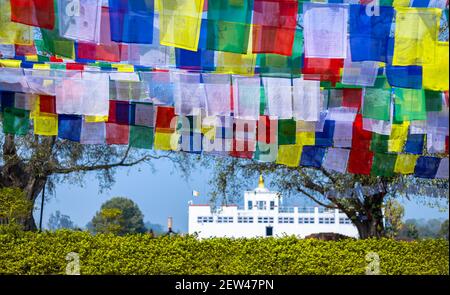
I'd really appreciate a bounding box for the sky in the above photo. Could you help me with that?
[34,156,449,233]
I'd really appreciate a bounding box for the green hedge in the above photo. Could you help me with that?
[0,231,448,275]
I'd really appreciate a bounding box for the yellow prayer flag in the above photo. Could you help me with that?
[276,144,302,167]
[158,0,204,51]
[0,59,21,68]
[394,154,419,174]
[296,132,315,146]
[393,8,441,66]
[388,122,410,152]
[85,115,108,123]
[393,0,411,7]
[34,113,58,136]
[154,132,180,151]
[33,63,51,70]
[0,0,33,45]
[423,42,449,91]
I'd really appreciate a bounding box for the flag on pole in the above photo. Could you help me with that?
[192,190,200,197]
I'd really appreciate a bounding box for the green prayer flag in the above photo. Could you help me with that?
[371,153,397,177]
[129,126,154,149]
[424,90,443,112]
[370,133,389,153]
[394,88,426,122]
[207,0,253,54]
[363,88,391,121]
[278,119,296,145]
[2,107,30,136]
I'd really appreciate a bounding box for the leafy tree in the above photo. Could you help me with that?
[0,132,191,230]
[384,199,404,238]
[0,187,33,228]
[90,197,146,235]
[406,224,419,240]
[204,158,448,239]
[438,219,449,240]
[47,210,75,230]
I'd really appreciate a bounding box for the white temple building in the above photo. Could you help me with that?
[188,176,359,239]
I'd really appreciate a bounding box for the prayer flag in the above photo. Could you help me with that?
[158,0,204,51]
[303,2,348,58]
[414,156,441,178]
[206,0,252,54]
[10,0,55,30]
[109,0,154,44]
[393,8,441,66]
[252,0,298,56]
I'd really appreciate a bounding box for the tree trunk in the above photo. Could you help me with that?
[353,193,386,239]
[1,134,51,231]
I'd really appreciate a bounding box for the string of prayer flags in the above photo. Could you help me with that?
[252,0,298,56]
[158,0,204,51]
[206,0,253,54]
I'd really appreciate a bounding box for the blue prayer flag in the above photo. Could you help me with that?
[300,146,326,168]
[349,5,395,62]
[109,0,154,44]
[414,156,441,179]
[315,120,335,147]
[386,66,423,89]
[58,115,82,142]
[404,133,425,154]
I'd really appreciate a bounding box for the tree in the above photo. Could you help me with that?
[0,132,192,230]
[406,224,419,240]
[47,210,75,230]
[0,187,32,228]
[204,157,448,239]
[90,197,146,235]
[384,199,404,238]
[439,219,449,240]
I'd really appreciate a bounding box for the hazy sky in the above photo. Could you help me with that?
[35,156,449,232]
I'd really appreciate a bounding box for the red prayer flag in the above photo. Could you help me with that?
[106,123,129,145]
[302,57,344,85]
[352,114,372,150]
[342,89,362,109]
[252,0,298,56]
[155,106,176,132]
[10,0,55,30]
[39,95,56,114]
[347,149,374,175]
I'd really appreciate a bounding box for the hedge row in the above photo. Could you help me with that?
[0,231,448,275]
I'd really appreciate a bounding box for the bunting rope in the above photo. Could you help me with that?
[0,0,449,179]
